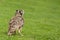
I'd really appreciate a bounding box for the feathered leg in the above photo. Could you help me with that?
[18,27,23,36]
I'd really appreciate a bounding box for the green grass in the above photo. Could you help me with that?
[0,0,60,40]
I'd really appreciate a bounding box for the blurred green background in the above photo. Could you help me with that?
[0,0,60,40]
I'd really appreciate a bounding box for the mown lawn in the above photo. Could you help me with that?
[0,0,60,40]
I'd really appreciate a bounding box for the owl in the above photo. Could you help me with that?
[8,9,24,36]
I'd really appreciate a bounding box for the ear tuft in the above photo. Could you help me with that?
[16,10,18,12]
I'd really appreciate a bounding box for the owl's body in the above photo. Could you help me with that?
[8,10,24,36]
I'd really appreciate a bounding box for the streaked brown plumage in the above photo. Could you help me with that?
[8,9,24,36]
